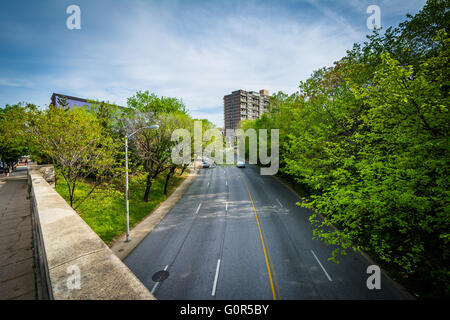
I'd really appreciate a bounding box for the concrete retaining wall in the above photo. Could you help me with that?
[28,167,154,300]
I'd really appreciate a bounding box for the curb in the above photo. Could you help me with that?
[110,168,199,261]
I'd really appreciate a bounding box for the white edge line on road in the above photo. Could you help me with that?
[311,250,332,282]
[211,259,221,296]
[150,265,169,294]
[196,202,202,214]
[276,198,283,208]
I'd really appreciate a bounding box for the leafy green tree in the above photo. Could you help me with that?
[163,113,194,194]
[243,0,449,298]
[127,91,187,115]
[0,103,35,171]
[128,111,182,201]
[30,106,117,209]
[85,99,125,138]
[125,91,191,201]
[196,118,218,159]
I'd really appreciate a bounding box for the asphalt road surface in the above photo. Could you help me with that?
[125,163,409,300]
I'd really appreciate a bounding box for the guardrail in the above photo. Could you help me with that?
[28,165,154,300]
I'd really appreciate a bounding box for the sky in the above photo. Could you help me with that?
[0,0,427,126]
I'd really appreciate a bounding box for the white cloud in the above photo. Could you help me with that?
[1,0,426,126]
[0,78,32,88]
[42,2,360,126]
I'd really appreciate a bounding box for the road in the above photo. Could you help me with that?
[124,163,409,300]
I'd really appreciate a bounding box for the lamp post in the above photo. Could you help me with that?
[125,125,159,242]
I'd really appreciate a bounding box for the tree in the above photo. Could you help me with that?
[242,0,449,297]
[128,112,182,201]
[85,99,125,138]
[125,91,190,201]
[163,113,194,194]
[127,91,187,115]
[0,103,35,171]
[30,105,117,209]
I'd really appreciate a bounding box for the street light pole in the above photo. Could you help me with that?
[125,125,159,242]
[125,135,130,242]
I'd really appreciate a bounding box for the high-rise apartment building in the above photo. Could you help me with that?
[224,89,270,131]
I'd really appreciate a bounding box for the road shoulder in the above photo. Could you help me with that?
[110,168,199,260]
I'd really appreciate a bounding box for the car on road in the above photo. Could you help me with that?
[202,161,210,168]
[236,161,245,168]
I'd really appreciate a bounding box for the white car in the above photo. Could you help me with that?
[236,161,245,168]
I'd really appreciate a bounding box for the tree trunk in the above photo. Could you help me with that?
[164,167,176,195]
[70,182,76,208]
[143,172,153,202]
[180,164,187,176]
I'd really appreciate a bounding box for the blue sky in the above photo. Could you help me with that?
[0,0,427,126]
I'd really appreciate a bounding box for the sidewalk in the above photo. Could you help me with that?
[0,167,36,300]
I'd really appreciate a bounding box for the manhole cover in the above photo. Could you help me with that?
[152,270,169,282]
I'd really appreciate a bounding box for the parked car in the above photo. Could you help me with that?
[236,161,245,168]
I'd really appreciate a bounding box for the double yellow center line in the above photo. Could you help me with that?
[239,173,280,300]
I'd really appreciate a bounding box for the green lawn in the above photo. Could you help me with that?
[55,170,188,244]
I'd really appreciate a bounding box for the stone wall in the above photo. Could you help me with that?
[28,166,154,300]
